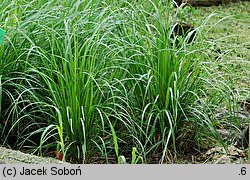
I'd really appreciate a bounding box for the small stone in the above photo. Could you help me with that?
[206,146,225,155]
[215,155,231,164]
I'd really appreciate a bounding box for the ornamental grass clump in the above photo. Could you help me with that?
[0,0,239,163]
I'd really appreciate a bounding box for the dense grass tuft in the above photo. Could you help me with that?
[0,0,241,163]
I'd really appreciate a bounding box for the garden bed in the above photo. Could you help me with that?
[0,0,249,164]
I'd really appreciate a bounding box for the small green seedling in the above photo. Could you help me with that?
[0,28,6,45]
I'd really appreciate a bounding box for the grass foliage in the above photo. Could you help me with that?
[0,0,241,163]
